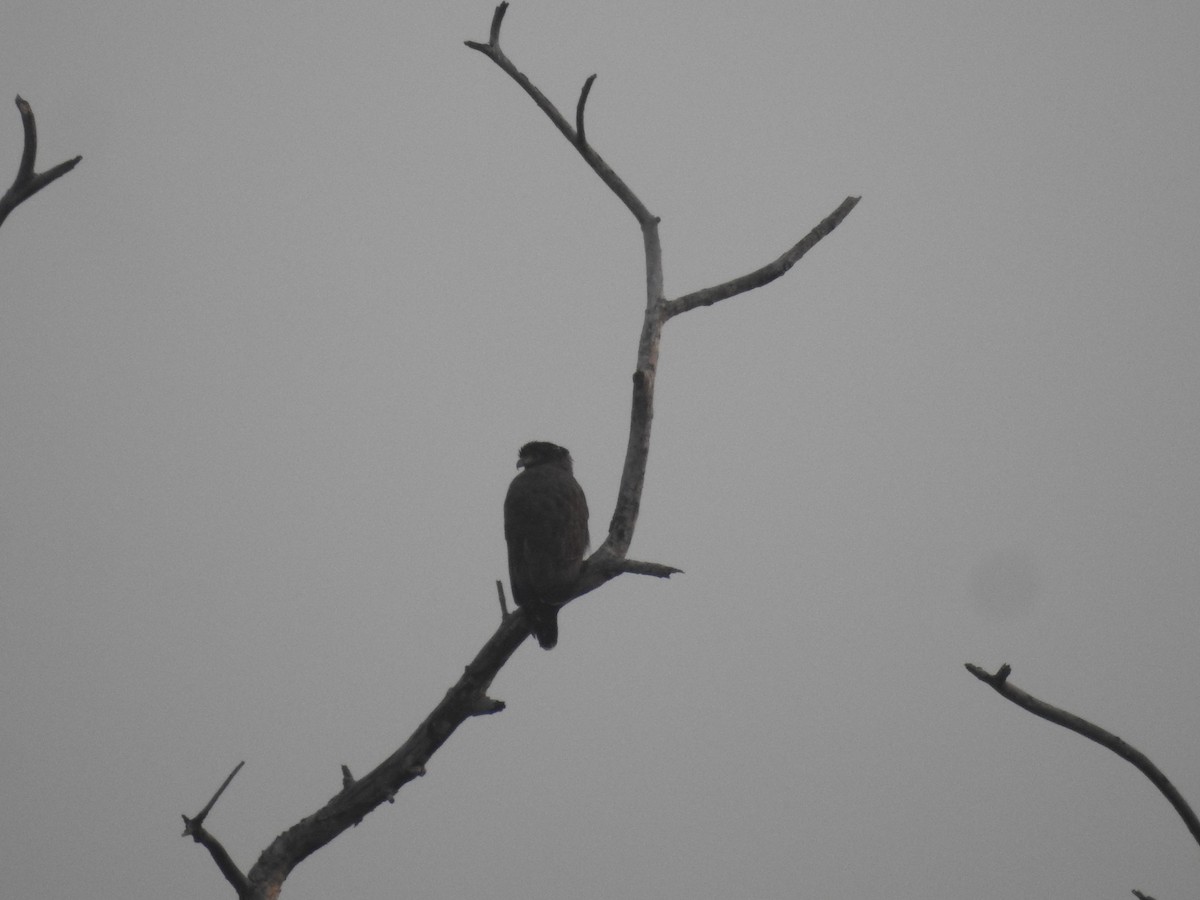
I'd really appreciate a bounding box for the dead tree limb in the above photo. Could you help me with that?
[181,762,251,897]
[0,96,81,230]
[966,663,1200,852]
[187,6,857,896]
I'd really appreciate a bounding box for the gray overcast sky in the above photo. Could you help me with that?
[2,2,1199,898]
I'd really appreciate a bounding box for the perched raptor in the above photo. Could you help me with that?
[504,441,590,649]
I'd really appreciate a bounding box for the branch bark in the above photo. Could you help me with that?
[966,663,1200,852]
[188,6,857,896]
[0,96,81,230]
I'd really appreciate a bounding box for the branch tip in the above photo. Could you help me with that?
[468,695,506,717]
[15,97,36,185]
[618,558,682,579]
[188,761,245,830]
[964,662,1011,688]
[666,194,859,317]
[495,579,510,618]
[576,74,597,146]
[489,2,509,46]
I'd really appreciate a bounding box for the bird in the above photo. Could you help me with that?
[504,441,590,649]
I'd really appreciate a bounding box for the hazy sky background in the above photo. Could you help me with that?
[2,3,1198,898]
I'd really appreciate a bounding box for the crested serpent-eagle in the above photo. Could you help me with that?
[504,441,590,649]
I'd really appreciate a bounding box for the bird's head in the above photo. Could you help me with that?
[516,441,574,473]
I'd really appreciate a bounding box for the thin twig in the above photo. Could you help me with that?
[189,760,245,829]
[614,558,682,578]
[0,96,82,230]
[465,12,654,226]
[495,579,510,617]
[966,663,1200,852]
[666,195,860,318]
[488,1,508,46]
[576,74,597,147]
[181,762,250,897]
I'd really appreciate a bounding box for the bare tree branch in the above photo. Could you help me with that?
[181,762,251,898]
[495,578,510,617]
[576,73,597,147]
[464,5,654,226]
[189,7,856,895]
[238,617,523,898]
[0,96,81,230]
[189,760,246,829]
[612,558,683,578]
[966,663,1200,852]
[665,194,861,318]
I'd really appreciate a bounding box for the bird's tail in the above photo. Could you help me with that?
[528,604,559,650]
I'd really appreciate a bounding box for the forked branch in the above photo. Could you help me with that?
[181,762,251,897]
[465,2,653,226]
[966,663,1200,851]
[467,2,857,567]
[189,7,857,896]
[0,96,81,230]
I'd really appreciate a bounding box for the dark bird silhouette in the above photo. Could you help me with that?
[504,441,589,649]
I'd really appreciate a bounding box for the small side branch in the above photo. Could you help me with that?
[613,558,682,579]
[495,579,510,618]
[181,762,250,897]
[0,96,82,230]
[189,760,245,829]
[966,663,1200,852]
[576,74,597,147]
[465,7,654,227]
[485,1,507,46]
[665,195,860,318]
